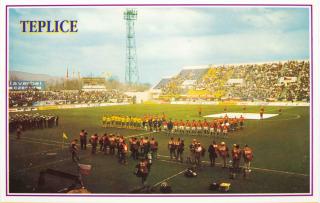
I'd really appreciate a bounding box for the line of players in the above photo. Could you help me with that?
[102,114,245,136]
[164,115,245,136]
[102,115,144,130]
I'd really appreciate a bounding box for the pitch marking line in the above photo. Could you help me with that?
[9,138,68,147]
[262,113,301,122]
[152,169,187,187]
[157,155,308,177]
[12,136,69,145]
[124,131,157,139]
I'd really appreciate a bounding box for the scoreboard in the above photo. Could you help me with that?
[82,77,105,86]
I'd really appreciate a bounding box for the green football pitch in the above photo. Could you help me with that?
[8,104,310,194]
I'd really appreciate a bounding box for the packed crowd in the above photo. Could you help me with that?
[9,113,59,133]
[283,61,310,101]
[157,60,310,101]
[160,68,208,96]
[9,90,132,107]
[102,114,245,137]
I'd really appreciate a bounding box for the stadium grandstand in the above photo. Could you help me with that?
[155,60,310,102]
[154,66,209,96]
[153,78,171,90]
[9,90,132,108]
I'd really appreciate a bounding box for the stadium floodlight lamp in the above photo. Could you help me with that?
[124,9,137,20]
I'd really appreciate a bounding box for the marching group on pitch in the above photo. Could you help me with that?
[70,127,253,186]
[10,113,59,139]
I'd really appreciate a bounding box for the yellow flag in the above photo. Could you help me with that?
[63,132,68,140]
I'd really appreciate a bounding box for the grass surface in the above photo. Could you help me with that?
[8,104,310,194]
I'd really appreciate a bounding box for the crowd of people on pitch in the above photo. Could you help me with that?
[158,60,309,101]
[167,138,253,172]
[102,114,245,137]
[9,90,132,107]
[9,113,59,138]
[70,130,253,181]
[72,130,159,165]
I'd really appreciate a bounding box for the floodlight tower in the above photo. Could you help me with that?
[124,8,139,84]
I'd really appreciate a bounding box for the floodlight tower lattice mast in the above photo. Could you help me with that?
[124,9,139,84]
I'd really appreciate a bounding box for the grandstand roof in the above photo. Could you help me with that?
[153,78,171,89]
[182,65,209,70]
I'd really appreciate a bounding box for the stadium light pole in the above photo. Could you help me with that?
[124,9,139,85]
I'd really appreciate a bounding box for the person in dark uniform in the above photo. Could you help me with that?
[79,129,86,150]
[153,119,158,132]
[198,106,202,117]
[16,125,22,139]
[208,141,218,167]
[167,119,173,135]
[103,133,110,154]
[149,137,158,159]
[168,137,176,160]
[109,134,116,155]
[119,141,129,164]
[176,138,184,163]
[224,106,227,112]
[70,139,79,163]
[130,137,139,160]
[143,137,150,157]
[115,135,121,158]
[135,158,150,186]
[148,117,153,132]
[99,135,104,151]
[90,133,99,154]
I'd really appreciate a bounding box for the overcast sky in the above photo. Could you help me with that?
[9,7,310,85]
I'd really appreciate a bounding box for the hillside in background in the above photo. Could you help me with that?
[9,71,63,82]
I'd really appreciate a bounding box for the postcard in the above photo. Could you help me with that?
[0,1,319,203]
